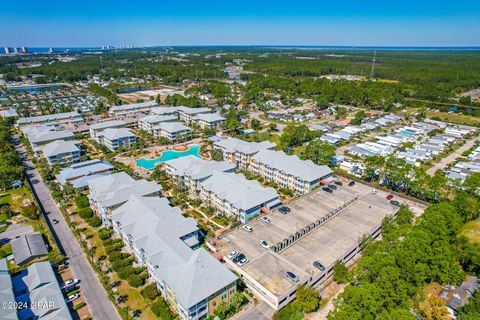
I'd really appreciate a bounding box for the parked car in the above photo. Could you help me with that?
[390,200,400,207]
[278,206,291,214]
[64,279,79,287]
[322,187,333,193]
[313,261,326,271]
[237,257,250,267]
[233,253,245,263]
[261,216,271,223]
[243,225,253,232]
[386,194,394,200]
[334,181,343,186]
[259,240,270,249]
[328,184,337,190]
[66,293,80,302]
[348,181,356,187]
[226,251,238,260]
[285,271,299,282]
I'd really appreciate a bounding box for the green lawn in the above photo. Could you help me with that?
[460,219,480,244]
[427,112,480,127]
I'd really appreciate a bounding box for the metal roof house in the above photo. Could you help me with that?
[89,119,127,143]
[40,140,81,166]
[11,232,48,266]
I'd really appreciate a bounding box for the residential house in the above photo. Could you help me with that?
[109,101,159,115]
[11,232,48,266]
[178,107,212,124]
[17,111,83,127]
[192,113,225,129]
[138,114,177,133]
[22,125,75,155]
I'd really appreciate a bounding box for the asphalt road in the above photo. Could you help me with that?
[234,301,274,320]
[15,137,120,320]
[427,136,478,176]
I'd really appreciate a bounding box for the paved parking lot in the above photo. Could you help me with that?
[215,180,425,300]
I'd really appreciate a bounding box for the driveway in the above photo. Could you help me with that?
[0,223,33,243]
[234,301,274,320]
[14,137,120,320]
[427,137,478,175]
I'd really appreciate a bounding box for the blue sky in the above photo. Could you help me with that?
[1,0,480,47]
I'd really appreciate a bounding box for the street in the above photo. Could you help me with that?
[14,137,120,320]
[427,136,478,175]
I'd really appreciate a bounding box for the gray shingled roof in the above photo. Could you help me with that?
[165,155,235,180]
[177,106,212,115]
[0,259,17,320]
[17,111,82,124]
[88,172,161,209]
[56,159,113,186]
[193,113,225,123]
[89,119,126,130]
[154,121,192,134]
[214,137,276,155]
[139,114,177,124]
[110,101,158,112]
[102,127,135,140]
[200,171,279,211]
[41,140,80,157]
[111,196,237,310]
[252,149,333,182]
[11,232,48,265]
[13,261,72,320]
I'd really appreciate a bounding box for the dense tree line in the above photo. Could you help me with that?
[0,119,23,190]
[328,172,480,320]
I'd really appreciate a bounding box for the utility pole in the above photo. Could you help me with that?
[370,50,376,79]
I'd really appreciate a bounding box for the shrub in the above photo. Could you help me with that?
[78,207,94,219]
[141,283,159,300]
[87,216,102,227]
[104,245,121,255]
[73,302,86,311]
[151,298,175,320]
[75,196,90,208]
[98,228,112,240]
[127,274,144,287]
[117,266,135,280]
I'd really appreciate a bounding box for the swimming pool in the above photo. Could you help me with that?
[135,145,201,170]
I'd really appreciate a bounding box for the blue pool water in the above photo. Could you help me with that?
[135,145,201,169]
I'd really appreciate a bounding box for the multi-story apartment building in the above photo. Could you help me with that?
[250,149,334,194]
[111,195,237,320]
[101,127,137,151]
[17,111,83,127]
[152,122,192,141]
[21,125,75,155]
[40,140,81,166]
[89,120,127,143]
[213,138,276,170]
[199,171,281,222]
[109,101,159,116]
[192,113,225,129]
[178,107,212,124]
[165,155,235,194]
[138,114,177,133]
[56,159,114,189]
[87,172,161,225]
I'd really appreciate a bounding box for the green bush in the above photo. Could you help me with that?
[78,207,94,219]
[75,196,90,208]
[72,302,86,311]
[111,259,130,272]
[117,266,135,280]
[140,283,159,300]
[87,216,102,227]
[127,274,144,287]
[151,298,175,320]
[98,228,112,240]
